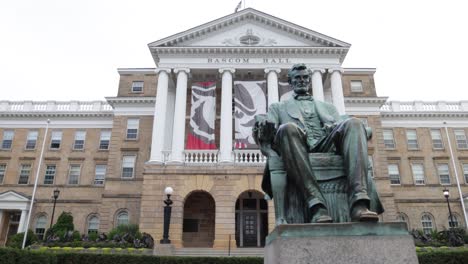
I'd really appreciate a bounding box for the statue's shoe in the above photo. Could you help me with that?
[311,208,333,223]
[351,207,379,222]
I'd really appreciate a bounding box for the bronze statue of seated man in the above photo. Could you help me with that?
[254,64,384,225]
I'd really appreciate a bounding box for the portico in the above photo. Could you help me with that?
[0,191,31,246]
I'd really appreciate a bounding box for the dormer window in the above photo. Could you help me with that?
[132,81,144,93]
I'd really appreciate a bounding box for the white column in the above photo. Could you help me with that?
[219,68,235,163]
[264,68,281,107]
[17,210,28,233]
[170,68,190,163]
[150,68,172,163]
[329,68,346,115]
[311,68,325,102]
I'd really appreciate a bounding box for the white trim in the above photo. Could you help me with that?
[0,119,113,128]
[0,191,31,211]
[382,119,468,128]
[117,68,155,75]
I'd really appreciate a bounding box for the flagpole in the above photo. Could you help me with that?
[22,119,50,249]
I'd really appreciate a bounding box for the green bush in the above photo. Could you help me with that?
[418,248,468,264]
[52,212,74,232]
[6,230,38,249]
[108,224,142,242]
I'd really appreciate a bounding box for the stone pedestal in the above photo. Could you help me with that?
[264,222,418,264]
[154,244,175,256]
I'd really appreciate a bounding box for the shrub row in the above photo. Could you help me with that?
[1,247,468,264]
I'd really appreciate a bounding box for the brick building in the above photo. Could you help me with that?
[0,8,467,249]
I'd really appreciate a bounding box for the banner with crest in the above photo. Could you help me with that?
[233,80,267,149]
[186,81,217,149]
[278,81,293,102]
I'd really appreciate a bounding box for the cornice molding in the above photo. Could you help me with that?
[381,112,468,118]
[105,97,156,106]
[345,97,388,105]
[0,112,113,118]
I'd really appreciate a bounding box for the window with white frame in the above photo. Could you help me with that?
[437,163,451,185]
[463,163,468,184]
[388,164,401,185]
[411,163,425,185]
[68,164,81,185]
[18,164,31,184]
[350,80,363,92]
[121,155,136,178]
[430,129,444,149]
[94,165,106,185]
[73,131,86,150]
[406,129,419,149]
[421,214,434,235]
[35,215,47,240]
[43,165,56,185]
[383,129,395,148]
[99,130,111,150]
[25,130,38,150]
[454,129,468,149]
[87,215,100,234]
[126,119,139,139]
[50,131,62,149]
[116,211,129,226]
[0,164,6,184]
[397,213,410,230]
[448,214,459,228]
[1,130,14,149]
[131,81,144,93]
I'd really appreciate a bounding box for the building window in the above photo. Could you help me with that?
[73,130,86,150]
[406,129,419,149]
[388,164,401,185]
[87,215,100,234]
[43,165,56,185]
[463,164,468,184]
[131,81,144,93]
[94,165,106,185]
[437,163,451,185]
[397,213,410,230]
[99,130,111,150]
[367,155,374,178]
[411,163,425,185]
[126,119,139,140]
[383,129,395,149]
[0,164,6,184]
[454,129,468,149]
[1,130,14,149]
[68,164,81,185]
[25,130,38,150]
[121,155,136,178]
[35,215,47,240]
[421,214,434,235]
[350,80,363,92]
[448,214,459,228]
[430,129,444,149]
[50,131,62,149]
[18,164,32,184]
[116,211,129,226]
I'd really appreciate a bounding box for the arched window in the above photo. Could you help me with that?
[396,213,410,230]
[448,214,459,228]
[116,211,129,226]
[87,215,100,234]
[35,215,47,240]
[421,214,434,235]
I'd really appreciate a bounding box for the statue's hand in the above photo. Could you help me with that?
[323,122,337,134]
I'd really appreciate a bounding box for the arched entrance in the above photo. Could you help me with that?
[182,191,215,247]
[235,190,268,247]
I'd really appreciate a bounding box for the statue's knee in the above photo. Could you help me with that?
[344,117,363,129]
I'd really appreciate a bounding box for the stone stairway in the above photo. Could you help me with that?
[173,247,264,257]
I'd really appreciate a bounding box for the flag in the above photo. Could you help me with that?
[235,1,242,12]
[234,80,267,148]
[186,81,217,149]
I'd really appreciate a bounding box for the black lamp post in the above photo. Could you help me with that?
[160,186,173,244]
[443,188,455,228]
[49,188,60,229]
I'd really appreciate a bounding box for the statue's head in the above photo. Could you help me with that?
[287,64,312,95]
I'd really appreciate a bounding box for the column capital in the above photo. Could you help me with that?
[173,68,190,74]
[218,68,236,74]
[310,68,326,74]
[328,67,344,74]
[264,68,281,74]
[155,67,172,74]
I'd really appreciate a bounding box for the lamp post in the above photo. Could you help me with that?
[160,186,173,244]
[443,188,460,247]
[49,188,60,229]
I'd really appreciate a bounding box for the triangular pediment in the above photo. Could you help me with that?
[148,8,350,48]
[0,190,30,202]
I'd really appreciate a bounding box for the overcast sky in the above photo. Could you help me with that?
[1,0,466,102]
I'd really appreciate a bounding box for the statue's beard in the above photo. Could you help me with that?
[294,86,309,95]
